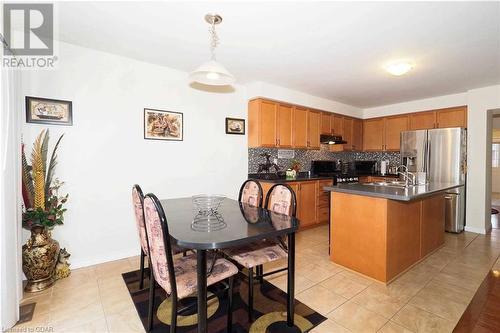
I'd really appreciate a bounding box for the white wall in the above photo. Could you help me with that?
[21,42,250,268]
[363,92,467,118]
[246,81,364,118]
[363,85,500,234]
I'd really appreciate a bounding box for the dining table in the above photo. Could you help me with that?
[159,197,300,333]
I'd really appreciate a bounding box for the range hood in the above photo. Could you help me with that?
[320,134,347,145]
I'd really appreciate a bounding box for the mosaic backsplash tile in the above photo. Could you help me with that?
[248,147,400,173]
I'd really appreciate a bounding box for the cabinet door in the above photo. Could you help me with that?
[317,180,333,223]
[363,118,385,151]
[259,100,278,147]
[384,115,408,151]
[352,119,363,151]
[293,107,308,148]
[332,115,344,136]
[436,106,467,128]
[321,112,332,134]
[409,111,436,130]
[308,110,321,149]
[297,181,318,228]
[421,194,445,257]
[342,118,354,151]
[277,104,293,148]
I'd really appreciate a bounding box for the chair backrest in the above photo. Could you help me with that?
[264,183,297,217]
[238,180,263,207]
[143,193,177,296]
[132,185,149,255]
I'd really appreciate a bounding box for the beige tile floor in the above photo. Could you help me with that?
[14,225,500,333]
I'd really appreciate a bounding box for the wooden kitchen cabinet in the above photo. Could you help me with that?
[296,181,318,228]
[384,115,409,151]
[293,106,309,149]
[352,119,363,151]
[436,106,467,128]
[277,103,293,148]
[409,111,436,130]
[342,117,354,151]
[318,180,333,223]
[332,115,344,136]
[307,110,321,149]
[248,99,277,147]
[363,118,385,151]
[321,112,331,134]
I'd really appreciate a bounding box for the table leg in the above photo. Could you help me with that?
[287,232,295,327]
[197,249,207,333]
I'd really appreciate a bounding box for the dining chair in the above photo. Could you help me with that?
[225,183,297,322]
[143,193,238,333]
[131,184,150,290]
[132,185,191,290]
[238,179,263,207]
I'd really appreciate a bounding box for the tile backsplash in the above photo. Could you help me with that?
[248,147,400,173]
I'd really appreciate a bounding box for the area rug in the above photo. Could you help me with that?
[122,269,326,333]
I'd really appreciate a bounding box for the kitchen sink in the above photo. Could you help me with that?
[363,181,415,188]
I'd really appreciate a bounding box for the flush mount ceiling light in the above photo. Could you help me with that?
[189,14,235,86]
[384,61,415,76]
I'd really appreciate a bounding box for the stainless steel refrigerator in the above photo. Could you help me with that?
[400,128,467,233]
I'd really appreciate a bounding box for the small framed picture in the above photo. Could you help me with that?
[25,96,73,126]
[225,117,245,135]
[144,108,183,141]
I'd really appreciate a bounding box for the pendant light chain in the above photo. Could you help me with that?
[209,18,219,61]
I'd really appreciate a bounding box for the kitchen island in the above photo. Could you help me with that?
[325,182,462,283]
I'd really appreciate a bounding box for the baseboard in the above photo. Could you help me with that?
[464,225,488,234]
[70,247,139,270]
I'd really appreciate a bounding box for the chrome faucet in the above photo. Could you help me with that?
[397,165,416,187]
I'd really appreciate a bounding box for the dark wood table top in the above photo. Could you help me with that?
[160,198,299,250]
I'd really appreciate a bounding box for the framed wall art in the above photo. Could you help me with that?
[144,108,183,141]
[225,117,245,135]
[25,96,73,126]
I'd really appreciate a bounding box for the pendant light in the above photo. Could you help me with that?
[189,14,235,86]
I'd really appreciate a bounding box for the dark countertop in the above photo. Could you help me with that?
[324,182,463,201]
[248,174,334,183]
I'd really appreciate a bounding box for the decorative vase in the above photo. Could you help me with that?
[22,226,60,292]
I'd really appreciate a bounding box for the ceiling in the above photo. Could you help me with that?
[55,1,500,108]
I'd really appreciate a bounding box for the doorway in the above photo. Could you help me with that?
[491,112,500,228]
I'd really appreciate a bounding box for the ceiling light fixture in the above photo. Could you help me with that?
[384,61,414,76]
[189,14,235,86]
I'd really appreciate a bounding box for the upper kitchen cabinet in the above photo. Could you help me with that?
[307,110,321,149]
[332,115,344,136]
[436,106,467,128]
[248,98,278,147]
[320,112,331,134]
[352,119,363,151]
[293,106,309,149]
[277,103,293,148]
[363,118,385,151]
[409,111,436,130]
[384,115,409,151]
[342,117,354,151]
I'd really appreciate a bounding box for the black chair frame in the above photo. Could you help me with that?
[144,193,234,333]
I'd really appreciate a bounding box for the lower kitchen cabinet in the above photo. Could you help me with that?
[258,179,331,229]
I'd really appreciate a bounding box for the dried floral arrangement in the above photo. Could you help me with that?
[22,129,68,230]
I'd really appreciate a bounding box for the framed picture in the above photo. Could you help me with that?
[144,108,183,141]
[25,96,73,126]
[225,117,245,135]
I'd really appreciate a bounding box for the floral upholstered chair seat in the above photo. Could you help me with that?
[170,254,238,299]
[224,240,287,268]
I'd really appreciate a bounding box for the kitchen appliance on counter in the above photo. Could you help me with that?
[401,127,467,233]
[310,160,359,185]
[350,160,378,175]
